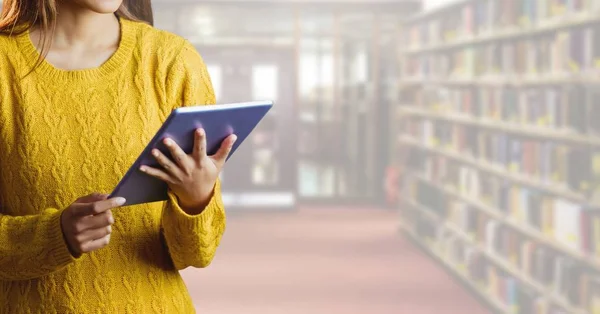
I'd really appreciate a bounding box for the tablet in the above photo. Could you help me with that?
[109,100,273,206]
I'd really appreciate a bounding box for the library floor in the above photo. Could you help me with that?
[181,207,491,314]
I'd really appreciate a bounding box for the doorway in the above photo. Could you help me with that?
[198,45,298,211]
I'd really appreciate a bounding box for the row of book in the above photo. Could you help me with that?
[402,118,600,195]
[405,120,600,195]
[404,86,600,136]
[403,23,600,78]
[404,163,600,256]
[401,2,600,313]
[406,208,597,314]
[407,0,600,49]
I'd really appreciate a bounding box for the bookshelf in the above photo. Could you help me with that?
[397,1,600,313]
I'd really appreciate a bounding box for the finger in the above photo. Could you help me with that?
[163,138,193,173]
[77,210,114,232]
[140,165,173,184]
[211,134,237,167]
[151,149,183,178]
[193,128,207,161]
[74,197,125,217]
[80,234,111,253]
[76,225,112,243]
[76,193,108,204]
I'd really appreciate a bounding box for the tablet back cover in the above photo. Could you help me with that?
[109,101,273,206]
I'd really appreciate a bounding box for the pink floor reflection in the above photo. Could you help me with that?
[181,207,490,314]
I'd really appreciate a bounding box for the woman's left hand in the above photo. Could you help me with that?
[140,128,237,214]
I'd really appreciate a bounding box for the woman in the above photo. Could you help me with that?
[0,0,234,312]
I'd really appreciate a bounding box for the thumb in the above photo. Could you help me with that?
[75,193,109,204]
[212,134,237,166]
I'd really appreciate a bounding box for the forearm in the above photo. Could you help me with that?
[0,208,76,280]
[161,180,226,270]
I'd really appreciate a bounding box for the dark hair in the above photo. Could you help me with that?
[0,0,153,73]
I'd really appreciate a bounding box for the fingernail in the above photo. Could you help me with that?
[115,197,126,206]
[152,149,159,157]
[164,138,172,146]
[140,166,146,172]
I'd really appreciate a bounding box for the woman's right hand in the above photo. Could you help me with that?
[60,194,126,257]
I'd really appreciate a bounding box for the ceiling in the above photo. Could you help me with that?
[152,0,421,44]
[0,0,421,45]
[153,0,420,4]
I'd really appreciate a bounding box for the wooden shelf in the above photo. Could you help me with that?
[399,74,600,87]
[397,106,600,147]
[398,3,600,313]
[404,198,589,314]
[397,135,589,204]
[400,222,509,314]
[403,12,600,54]
[409,172,600,270]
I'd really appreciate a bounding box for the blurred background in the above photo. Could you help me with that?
[163,1,600,313]
[5,0,600,313]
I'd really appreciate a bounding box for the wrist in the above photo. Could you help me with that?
[171,179,218,215]
[178,199,207,215]
[60,211,81,258]
[177,191,213,215]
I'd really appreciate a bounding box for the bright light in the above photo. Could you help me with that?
[206,65,222,101]
[199,27,216,37]
[193,15,213,26]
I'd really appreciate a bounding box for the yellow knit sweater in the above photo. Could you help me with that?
[0,18,225,313]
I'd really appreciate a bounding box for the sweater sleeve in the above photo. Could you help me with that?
[161,39,226,269]
[0,208,77,280]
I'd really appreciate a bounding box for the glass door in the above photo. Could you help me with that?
[201,46,297,211]
[251,64,279,187]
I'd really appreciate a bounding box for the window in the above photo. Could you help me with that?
[321,53,334,87]
[300,53,318,98]
[251,65,280,186]
[206,65,222,101]
[355,49,368,84]
[299,38,335,99]
[252,65,279,101]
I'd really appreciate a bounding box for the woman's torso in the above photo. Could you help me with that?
[0,19,197,313]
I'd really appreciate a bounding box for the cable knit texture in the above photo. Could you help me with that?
[0,17,225,313]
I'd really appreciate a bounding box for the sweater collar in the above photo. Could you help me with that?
[14,16,136,84]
